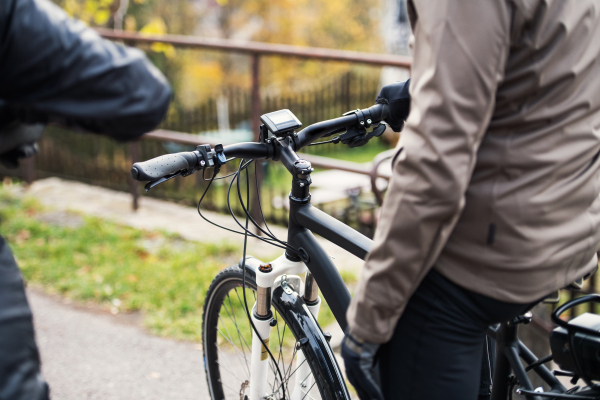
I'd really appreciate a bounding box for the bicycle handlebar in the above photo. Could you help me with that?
[131,151,199,181]
[296,103,388,148]
[131,103,388,183]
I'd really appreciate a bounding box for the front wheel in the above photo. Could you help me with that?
[202,265,348,400]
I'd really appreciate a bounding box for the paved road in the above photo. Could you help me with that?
[30,289,207,400]
[30,289,348,400]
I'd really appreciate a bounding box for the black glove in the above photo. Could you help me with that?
[341,330,384,400]
[375,79,411,132]
[0,120,44,168]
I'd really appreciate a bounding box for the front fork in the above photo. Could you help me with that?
[291,272,320,400]
[250,265,321,400]
[250,284,274,400]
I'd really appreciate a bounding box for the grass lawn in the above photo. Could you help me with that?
[0,184,350,342]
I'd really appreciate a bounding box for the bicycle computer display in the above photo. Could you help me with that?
[260,109,302,136]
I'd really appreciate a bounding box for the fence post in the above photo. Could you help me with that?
[22,156,35,185]
[344,72,352,112]
[128,141,140,211]
[250,53,263,233]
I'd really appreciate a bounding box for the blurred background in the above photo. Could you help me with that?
[3,0,415,238]
[0,0,596,398]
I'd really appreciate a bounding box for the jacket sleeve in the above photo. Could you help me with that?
[346,0,512,344]
[0,0,171,140]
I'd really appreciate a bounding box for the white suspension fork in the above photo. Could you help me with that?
[250,303,273,400]
[250,255,310,400]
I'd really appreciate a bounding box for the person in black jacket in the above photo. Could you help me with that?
[0,0,171,398]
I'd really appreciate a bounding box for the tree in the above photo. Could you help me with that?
[55,0,389,110]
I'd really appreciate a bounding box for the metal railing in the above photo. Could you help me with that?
[94,29,411,218]
[96,28,410,145]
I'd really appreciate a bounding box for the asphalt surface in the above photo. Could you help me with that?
[29,288,336,400]
[30,289,208,400]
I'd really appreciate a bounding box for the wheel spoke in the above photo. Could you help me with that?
[224,292,252,365]
[299,369,313,388]
[275,312,286,375]
[283,335,296,382]
[215,359,247,383]
[284,348,304,385]
[301,381,317,400]
[217,316,251,378]
[268,360,280,395]
[218,377,241,398]
[280,320,288,363]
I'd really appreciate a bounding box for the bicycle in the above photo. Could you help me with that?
[131,104,600,400]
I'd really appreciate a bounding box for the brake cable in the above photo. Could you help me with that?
[238,160,288,400]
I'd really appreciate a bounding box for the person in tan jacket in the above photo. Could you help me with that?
[341,1,600,399]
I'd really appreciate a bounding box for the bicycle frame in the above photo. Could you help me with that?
[286,200,372,330]
[244,151,582,400]
[243,145,372,399]
[488,323,568,400]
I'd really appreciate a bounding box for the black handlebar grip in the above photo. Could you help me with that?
[131,151,199,181]
[364,103,389,122]
[380,103,389,120]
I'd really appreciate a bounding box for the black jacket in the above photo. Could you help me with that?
[0,0,171,143]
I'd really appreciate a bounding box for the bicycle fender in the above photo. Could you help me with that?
[272,285,351,400]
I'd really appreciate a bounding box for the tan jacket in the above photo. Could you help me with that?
[347,0,600,344]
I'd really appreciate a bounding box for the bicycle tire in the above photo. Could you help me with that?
[202,264,349,400]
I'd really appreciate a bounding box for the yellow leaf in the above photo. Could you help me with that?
[93,9,111,25]
[150,42,176,59]
[178,60,225,108]
[84,0,98,15]
[140,17,168,35]
[140,17,175,57]
[124,15,137,31]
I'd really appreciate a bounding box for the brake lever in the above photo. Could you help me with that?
[340,123,387,148]
[144,171,183,192]
[369,123,386,138]
[321,127,346,138]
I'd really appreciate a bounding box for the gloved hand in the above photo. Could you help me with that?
[341,330,384,400]
[375,79,411,132]
[0,121,44,169]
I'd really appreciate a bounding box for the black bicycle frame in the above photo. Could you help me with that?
[287,200,372,331]
[489,322,567,400]
[272,143,573,399]
[280,186,571,400]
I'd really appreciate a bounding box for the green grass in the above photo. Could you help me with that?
[0,188,238,341]
[0,185,351,342]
